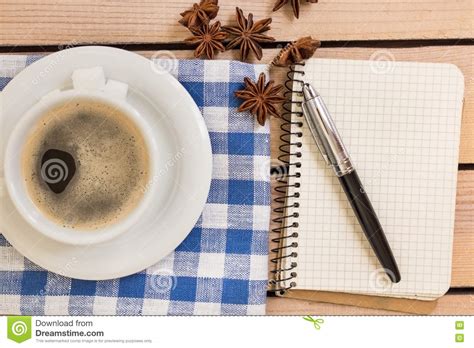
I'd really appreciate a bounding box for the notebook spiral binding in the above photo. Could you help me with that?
[268,63,305,296]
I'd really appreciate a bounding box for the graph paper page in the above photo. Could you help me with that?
[286,58,464,299]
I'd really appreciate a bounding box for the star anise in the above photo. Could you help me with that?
[235,73,286,126]
[179,0,219,29]
[222,7,275,61]
[184,21,227,59]
[273,0,318,19]
[272,36,320,66]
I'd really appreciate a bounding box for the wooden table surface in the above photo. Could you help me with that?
[0,0,472,315]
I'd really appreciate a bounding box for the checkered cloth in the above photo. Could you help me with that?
[0,55,271,315]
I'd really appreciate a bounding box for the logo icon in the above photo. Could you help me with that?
[7,316,32,343]
[456,321,465,330]
[303,316,324,330]
[455,333,464,343]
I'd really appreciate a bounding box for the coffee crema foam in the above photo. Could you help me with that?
[22,98,150,230]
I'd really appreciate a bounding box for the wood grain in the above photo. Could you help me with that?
[266,293,474,315]
[452,170,474,287]
[0,0,472,46]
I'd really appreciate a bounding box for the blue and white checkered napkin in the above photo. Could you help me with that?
[0,56,271,315]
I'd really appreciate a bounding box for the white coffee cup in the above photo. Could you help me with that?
[4,88,159,245]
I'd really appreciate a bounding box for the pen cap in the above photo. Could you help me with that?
[301,101,331,166]
[301,83,354,177]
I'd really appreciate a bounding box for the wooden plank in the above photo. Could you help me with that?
[452,170,474,287]
[0,0,472,46]
[266,293,474,315]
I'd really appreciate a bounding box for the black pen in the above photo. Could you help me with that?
[301,83,401,283]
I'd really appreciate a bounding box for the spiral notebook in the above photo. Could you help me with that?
[270,58,464,301]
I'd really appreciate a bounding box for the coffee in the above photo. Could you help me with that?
[21,98,149,230]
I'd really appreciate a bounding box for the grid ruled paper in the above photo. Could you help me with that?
[284,59,464,299]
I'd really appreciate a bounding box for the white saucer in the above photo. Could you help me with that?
[0,46,212,280]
